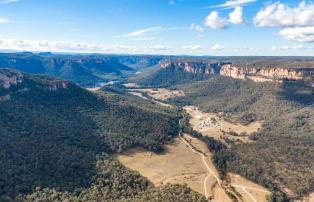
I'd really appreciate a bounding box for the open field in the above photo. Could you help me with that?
[228,173,271,202]
[118,137,216,196]
[184,106,262,143]
[128,88,185,101]
[127,87,184,107]
[118,134,270,201]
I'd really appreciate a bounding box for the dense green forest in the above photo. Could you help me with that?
[0,69,206,201]
[135,67,313,200]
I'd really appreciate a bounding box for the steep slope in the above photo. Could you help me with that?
[0,69,206,201]
[131,63,212,87]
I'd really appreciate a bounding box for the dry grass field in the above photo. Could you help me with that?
[128,88,185,101]
[228,173,271,202]
[118,135,270,202]
[118,137,215,196]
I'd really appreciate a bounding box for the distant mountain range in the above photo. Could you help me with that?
[1,52,314,87]
[0,53,176,86]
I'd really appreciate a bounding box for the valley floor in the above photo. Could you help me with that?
[118,134,270,202]
[120,86,271,201]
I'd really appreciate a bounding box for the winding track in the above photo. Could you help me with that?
[180,136,221,185]
[204,173,212,199]
[180,134,270,202]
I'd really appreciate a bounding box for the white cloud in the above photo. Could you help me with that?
[115,26,162,38]
[182,45,202,51]
[190,23,205,33]
[279,26,314,42]
[271,44,307,51]
[211,0,256,9]
[211,44,224,51]
[254,1,314,28]
[0,0,19,4]
[149,45,169,51]
[0,17,9,24]
[204,11,228,29]
[0,39,173,54]
[229,7,246,25]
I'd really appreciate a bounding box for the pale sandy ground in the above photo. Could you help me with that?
[129,92,148,100]
[184,106,262,144]
[86,87,101,92]
[309,193,314,202]
[228,173,271,202]
[128,88,182,107]
[124,83,140,88]
[119,135,270,202]
[297,193,314,202]
[128,88,185,101]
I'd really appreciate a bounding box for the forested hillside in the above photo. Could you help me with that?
[130,65,211,87]
[0,69,206,201]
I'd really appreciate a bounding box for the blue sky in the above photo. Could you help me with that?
[0,0,313,56]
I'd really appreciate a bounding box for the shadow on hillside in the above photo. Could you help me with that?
[0,86,107,198]
[279,80,314,106]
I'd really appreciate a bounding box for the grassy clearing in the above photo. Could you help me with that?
[184,106,262,144]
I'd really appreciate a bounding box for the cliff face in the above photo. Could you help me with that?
[160,61,314,85]
[0,69,23,89]
[49,81,70,91]
[160,61,223,75]
[220,64,307,83]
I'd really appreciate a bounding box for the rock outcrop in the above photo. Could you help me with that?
[49,81,70,91]
[0,69,23,89]
[220,64,309,83]
[160,61,225,75]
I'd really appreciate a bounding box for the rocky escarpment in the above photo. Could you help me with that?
[0,69,24,101]
[160,61,226,75]
[49,81,70,91]
[160,61,314,85]
[0,68,70,102]
[220,64,311,83]
[0,68,23,89]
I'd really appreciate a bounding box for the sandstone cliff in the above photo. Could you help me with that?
[160,61,225,75]
[160,61,314,85]
[0,69,23,89]
[49,81,70,91]
[220,64,309,83]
